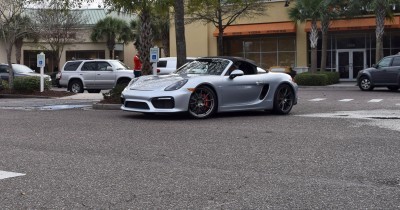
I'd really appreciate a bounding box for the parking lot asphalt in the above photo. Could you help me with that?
[0,82,358,111]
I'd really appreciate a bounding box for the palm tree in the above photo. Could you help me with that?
[90,16,134,59]
[363,0,400,63]
[13,15,39,64]
[318,0,345,71]
[288,0,322,73]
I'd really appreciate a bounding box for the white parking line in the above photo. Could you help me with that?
[339,99,354,102]
[309,98,327,102]
[368,99,383,103]
[0,170,25,180]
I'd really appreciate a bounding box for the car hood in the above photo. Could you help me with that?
[128,74,194,91]
[16,72,51,78]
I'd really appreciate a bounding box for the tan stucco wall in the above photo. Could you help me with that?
[0,28,137,70]
[169,1,309,67]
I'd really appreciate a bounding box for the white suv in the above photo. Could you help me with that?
[59,59,134,93]
[156,57,197,75]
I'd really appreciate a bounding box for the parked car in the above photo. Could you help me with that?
[59,59,134,93]
[357,54,400,91]
[156,57,197,75]
[0,63,52,82]
[121,57,298,119]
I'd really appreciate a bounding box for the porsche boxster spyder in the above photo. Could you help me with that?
[121,57,298,119]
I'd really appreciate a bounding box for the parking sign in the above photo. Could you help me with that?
[37,53,45,67]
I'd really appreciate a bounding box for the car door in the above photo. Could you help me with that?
[370,57,393,84]
[80,62,97,88]
[219,62,265,110]
[94,61,115,89]
[0,65,10,81]
[386,56,400,85]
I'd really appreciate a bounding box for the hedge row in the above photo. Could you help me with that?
[11,76,52,93]
[294,71,340,86]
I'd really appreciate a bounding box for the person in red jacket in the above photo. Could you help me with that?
[133,53,142,77]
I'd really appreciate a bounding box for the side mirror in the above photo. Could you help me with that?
[372,64,377,68]
[229,69,244,79]
[106,66,114,71]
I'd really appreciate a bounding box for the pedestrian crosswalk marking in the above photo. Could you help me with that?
[309,98,327,102]
[0,170,25,180]
[368,99,383,103]
[339,99,354,102]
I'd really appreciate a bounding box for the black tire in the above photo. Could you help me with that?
[359,76,374,91]
[69,80,84,93]
[188,86,217,119]
[387,86,399,91]
[273,84,295,115]
[87,89,101,93]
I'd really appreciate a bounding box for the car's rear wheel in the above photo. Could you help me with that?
[87,89,101,93]
[387,86,399,91]
[273,84,294,115]
[188,86,217,119]
[69,80,84,93]
[359,76,374,91]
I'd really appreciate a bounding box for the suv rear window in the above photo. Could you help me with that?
[64,61,82,71]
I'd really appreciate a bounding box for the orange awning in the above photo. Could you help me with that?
[305,16,400,32]
[213,22,296,37]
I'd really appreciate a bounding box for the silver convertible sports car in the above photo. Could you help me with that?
[121,57,298,119]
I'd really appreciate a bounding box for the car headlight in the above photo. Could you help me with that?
[165,79,188,91]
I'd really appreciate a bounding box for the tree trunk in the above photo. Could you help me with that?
[320,19,329,71]
[217,6,223,56]
[375,7,385,63]
[15,38,23,64]
[139,9,153,75]
[320,31,327,71]
[6,42,14,89]
[309,20,319,73]
[174,0,187,68]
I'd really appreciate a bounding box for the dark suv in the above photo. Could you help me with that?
[59,59,134,93]
[357,54,400,91]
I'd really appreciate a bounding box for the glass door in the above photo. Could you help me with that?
[336,49,366,80]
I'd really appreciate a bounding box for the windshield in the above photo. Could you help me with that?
[110,60,130,70]
[175,58,230,75]
[12,64,34,74]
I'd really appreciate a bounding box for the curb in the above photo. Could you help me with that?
[92,103,121,110]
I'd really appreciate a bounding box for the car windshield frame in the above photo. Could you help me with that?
[174,58,230,75]
[12,64,35,74]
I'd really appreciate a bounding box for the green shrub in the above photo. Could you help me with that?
[102,84,126,103]
[0,79,9,90]
[294,72,328,86]
[13,76,51,93]
[316,71,340,85]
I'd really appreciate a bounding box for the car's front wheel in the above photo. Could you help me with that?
[359,76,374,91]
[273,84,295,115]
[69,80,84,93]
[188,86,217,119]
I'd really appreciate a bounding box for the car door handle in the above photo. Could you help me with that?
[256,81,265,85]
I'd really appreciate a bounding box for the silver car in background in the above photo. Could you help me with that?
[121,57,298,119]
[59,59,134,93]
[0,63,51,82]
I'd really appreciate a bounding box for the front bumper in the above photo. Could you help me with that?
[120,88,192,113]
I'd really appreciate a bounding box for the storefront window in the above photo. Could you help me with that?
[223,35,296,69]
[66,50,105,61]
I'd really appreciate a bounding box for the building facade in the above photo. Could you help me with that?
[169,0,400,81]
[0,9,137,74]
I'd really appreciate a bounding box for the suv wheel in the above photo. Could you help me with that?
[359,76,374,91]
[69,80,84,93]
